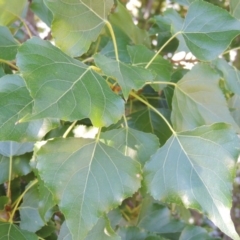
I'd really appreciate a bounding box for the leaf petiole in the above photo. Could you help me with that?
[9,179,38,223]
[63,120,78,138]
[145,32,180,69]
[0,59,18,70]
[130,91,176,135]
[105,20,119,61]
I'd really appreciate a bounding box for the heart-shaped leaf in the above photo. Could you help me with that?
[44,0,114,57]
[144,123,240,240]
[171,64,239,132]
[180,0,240,61]
[36,137,141,240]
[230,0,240,20]
[16,37,124,127]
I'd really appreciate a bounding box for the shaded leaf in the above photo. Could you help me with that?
[0,74,59,142]
[58,222,72,240]
[144,123,240,240]
[0,26,19,60]
[128,108,172,145]
[30,0,53,27]
[16,37,124,127]
[229,95,240,127]
[19,183,45,232]
[137,197,185,239]
[94,53,154,99]
[0,0,27,26]
[213,58,240,95]
[101,128,159,165]
[172,0,194,6]
[44,0,114,57]
[230,0,240,20]
[0,196,8,210]
[36,137,141,240]
[109,3,150,47]
[179,225,216,240]
[171,64,239,132]
[85,215,121,240]
[127,45,172,90]
[180,0,240,61]
[0,152,31,184]
[0,222,38,239]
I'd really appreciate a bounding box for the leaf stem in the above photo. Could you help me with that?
[145,32,180,69]
[223,46,240,55]
[96,128,102,141]
[0,59,18,70]
[82,57,94,63]
[145,81,177,87]
[123,115,128,128]
[130,91,176,134]
[19,16,32,38]
[7,154,13,202]
[9,179,38,223]
[105,21,119,61]
[63,120,77,138]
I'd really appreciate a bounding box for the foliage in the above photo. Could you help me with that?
[0,0,240,239]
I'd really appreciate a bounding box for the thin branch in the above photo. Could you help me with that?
[63,121,78,138]
[0,59,18,71]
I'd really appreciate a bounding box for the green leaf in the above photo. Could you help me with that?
[38,177,56,221]
[171,64,239,132]
[179,225,215,240]
[164,9,190,53]
[0,152,31,184]
[127,45,172,90]
[0,222,38,240]
[85,215,121,240]
[230,0,240,20]
[0,26,19,60]
[0,196,8,210]
[36,137,141,240]
[0,141,33,157]
[94,53,154,99]
[144,123,240,240]
[180,0,240,61]
[128,108,172,145]
[172,0,195,6]
[0,74,59,142]
[58,222,72,240]
[109,3,150,47]
[30,0,53,27]
[19,183,45,232]
[229,95,240,127]
[118,226,148,240]
[213,58,240,95]
[0,0,27,26]
[44,0,114,57]
[100,128,159,165]
[16,37,124,127]
[137,197,185,239]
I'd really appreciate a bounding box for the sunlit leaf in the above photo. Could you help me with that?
[94,53,154,99]
[0,0,27,26]
[36,137,141,240]
[44,0,114,57]
[0,26,19,60]
[180,0,240,61]
[16,37,124,127]
[171,64,239,132]
[0,74,59,142]
[0,222,38,239]
[101,128,159,165]
[144,123,240,239]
